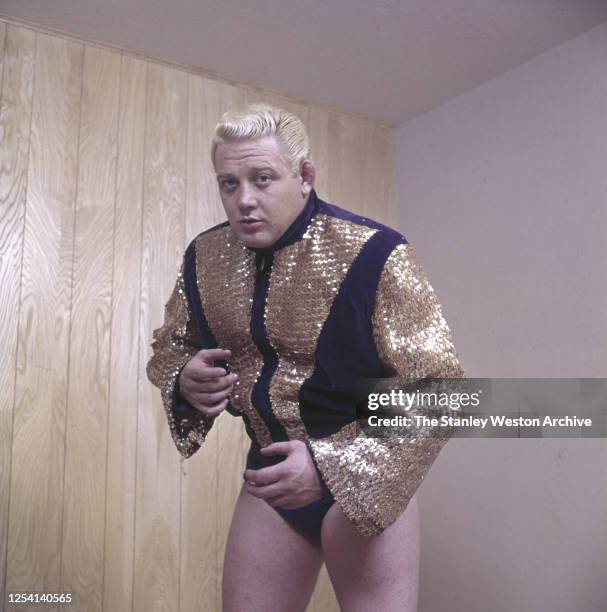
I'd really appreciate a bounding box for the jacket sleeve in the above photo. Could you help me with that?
[307,242,465,536]
[146,257,217,459]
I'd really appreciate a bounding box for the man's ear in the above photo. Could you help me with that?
[300,160,316,195]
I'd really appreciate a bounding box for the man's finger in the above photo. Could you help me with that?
[245,481,283,500]
[182,379,233,398]
[243,465,285,485]
[193,398,228,417]
[187,365,230,381]
[193,373,238,391]
[196,348,232,362]
[259,441,295,456]
[266,495,291,508]
[191,386,233,405]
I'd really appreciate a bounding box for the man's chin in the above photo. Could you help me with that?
[237,232,275,249]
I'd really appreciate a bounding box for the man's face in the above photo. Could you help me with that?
[214,135,312,249]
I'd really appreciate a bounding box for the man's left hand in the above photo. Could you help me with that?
[244,440,324,509]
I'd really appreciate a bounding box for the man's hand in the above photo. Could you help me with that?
[244,440,324,509]
[179,348,238,417]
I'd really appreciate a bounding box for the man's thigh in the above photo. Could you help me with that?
[321,493,420,612]
[222,483,324,612]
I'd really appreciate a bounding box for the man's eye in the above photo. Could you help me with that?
[257,174,271,183]
[221,179,236,189]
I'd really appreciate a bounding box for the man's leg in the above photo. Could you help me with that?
[222,482,325,612]
[321,493,420,612]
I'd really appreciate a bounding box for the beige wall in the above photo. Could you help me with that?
[395,22,607,612]
[0,20,395,612]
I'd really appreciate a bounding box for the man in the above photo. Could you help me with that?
[146,103,464,612]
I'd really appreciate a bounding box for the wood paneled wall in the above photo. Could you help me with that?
[0,19,395,612]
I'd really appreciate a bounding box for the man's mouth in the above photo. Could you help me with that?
[239,217,263,231]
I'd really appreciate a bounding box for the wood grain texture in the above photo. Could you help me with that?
[135,60,188,612]
[6,29,83,606]
[61,44,120,612]
[1,18,396,612]
[104,52,146,612]
[307,106,330,199]
[360,121,396,226]
[0,19,6,94]
[0,23,35,602]
[180,74,230,612]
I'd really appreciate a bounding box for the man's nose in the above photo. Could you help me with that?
[237,184,257,213]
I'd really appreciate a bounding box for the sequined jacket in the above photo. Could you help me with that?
[146,188,464,536]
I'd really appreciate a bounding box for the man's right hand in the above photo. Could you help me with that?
[179,348,237,417]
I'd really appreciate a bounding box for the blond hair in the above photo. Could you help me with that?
[211,103,311,176]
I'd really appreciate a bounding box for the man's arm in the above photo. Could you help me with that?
[308,242,465,536]
[146,259,218,459]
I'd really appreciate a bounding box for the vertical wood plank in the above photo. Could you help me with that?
[307,107,330,200]
[60,43,120,610]
[61,43,120,612]
[135,61,188,612]
[0,20,7,89]
[0,22,36,602]
[186,75,233,238]
[360,122,396,226]
[7,29,83,603]
[327,112,364,213]
[104,52,147,612]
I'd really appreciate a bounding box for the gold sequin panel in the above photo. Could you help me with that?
[265,213,378,439]
[372,242,464,380]
[146,263,217,459]
[309,426,450,536]
[195,227,272,447]
[309,242,465,536]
